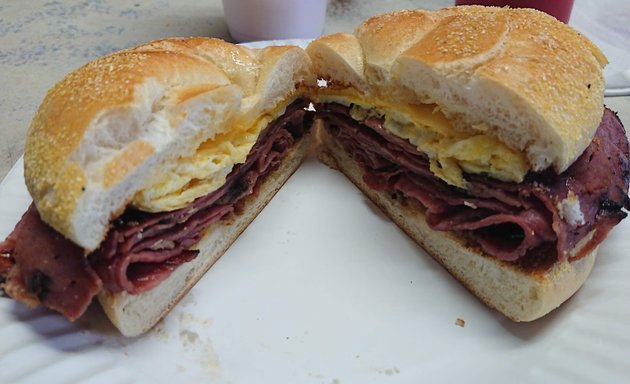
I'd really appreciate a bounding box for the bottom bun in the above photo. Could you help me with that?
[98,134,312,337]
[317,127,596,322]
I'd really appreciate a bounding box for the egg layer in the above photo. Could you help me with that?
[323,91,528,188]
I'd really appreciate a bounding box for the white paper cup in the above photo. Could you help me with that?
[223,0,328,42]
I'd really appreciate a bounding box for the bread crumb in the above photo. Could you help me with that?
[180,329,199,346]
[556,190,585,225]
[455,318,466,327]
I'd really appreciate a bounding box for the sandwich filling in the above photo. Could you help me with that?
[348,101,530,188]
[0,99,314,320]
[318,103,630,266]
[0,99,628,322]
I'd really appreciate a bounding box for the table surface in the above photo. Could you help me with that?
[1,0,628,181]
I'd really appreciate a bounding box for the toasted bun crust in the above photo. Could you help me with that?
[25,38,314,251]
[98,134,312,337]
[307,6,607,174]
[318,127,597,321]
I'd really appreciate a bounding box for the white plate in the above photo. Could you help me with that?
[2,40,630,384]
[240,38,312,49]
[570,0,630,96]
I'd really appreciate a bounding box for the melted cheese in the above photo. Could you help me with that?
[132,86,530,212]
[321,89,529,188]
[132,105,281,212]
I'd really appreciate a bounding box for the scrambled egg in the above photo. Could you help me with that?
[131,89,529,212]
[132,114,273,212]
[348,102,529,188]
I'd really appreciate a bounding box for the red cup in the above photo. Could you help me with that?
[454,0,575,23]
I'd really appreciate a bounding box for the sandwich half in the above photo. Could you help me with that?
[0,38,315,336]
[307,6,630,321]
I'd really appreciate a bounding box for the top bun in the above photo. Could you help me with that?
[307,6,607,175]
[24,38,314,251]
